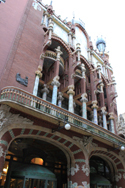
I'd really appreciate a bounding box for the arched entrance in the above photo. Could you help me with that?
[90,156,112,188]
[1,138,68,188]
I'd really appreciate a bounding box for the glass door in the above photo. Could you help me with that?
[9,178,24,188]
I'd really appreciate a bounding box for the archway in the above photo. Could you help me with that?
[1,137,68,188]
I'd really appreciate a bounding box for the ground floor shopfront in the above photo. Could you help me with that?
[0,105,125,188]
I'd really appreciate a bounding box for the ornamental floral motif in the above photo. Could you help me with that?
[82,164,90,176]
[115,173,122,182]
[82,181,90,188]
[68,164,79,176]
[0,146,6,158]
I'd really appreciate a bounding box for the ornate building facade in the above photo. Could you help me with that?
[0,0,125,188]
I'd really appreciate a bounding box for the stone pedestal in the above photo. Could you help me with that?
[57,92,63,107]
[41,84,49,100]
[91,100,98,124]
[51,76,60,105]
[101,107,107,129]
[67,85,75,113]
[80,93,88,119]
[33,65,42,96]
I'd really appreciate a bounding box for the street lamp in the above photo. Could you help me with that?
[52,118,71,133]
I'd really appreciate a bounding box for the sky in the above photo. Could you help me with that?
[42,0,125,115]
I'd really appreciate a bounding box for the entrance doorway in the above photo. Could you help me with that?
[90,156,112,188]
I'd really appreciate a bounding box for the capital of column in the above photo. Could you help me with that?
[35,65,42,78]
[67,85,75,95]
[97,63,101,71]
[76,43,81,52]
[109,112,114,120]
[101,106,107,115]
[80,93,88,103]
[68,31,72,36]
[57,92,64,101]
[55,46,63,61]
[41,84,49,94]
[51,76,60,87]
[91,100,98,109]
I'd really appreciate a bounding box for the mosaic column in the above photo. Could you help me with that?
[109,112,115,133]
[91,100,98,124]
[80,93,88,119]
[67,85,75,113]
[101,107,107,129]
[33,65,42,96]
[51,76,60,105]
[41,84,49,100]
[76,43,81,62]
[57,92,63,107]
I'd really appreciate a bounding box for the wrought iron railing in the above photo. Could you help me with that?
[0,86,125,146]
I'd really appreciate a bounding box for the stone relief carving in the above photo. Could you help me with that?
[73,136,98,153]
[67,164,79,176]
[16,73,28,87]
[0,105,33,130]
[82,164,90,176]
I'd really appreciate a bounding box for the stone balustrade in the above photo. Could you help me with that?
[0,86,125,146]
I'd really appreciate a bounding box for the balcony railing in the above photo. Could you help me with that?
[44,50,64,67]
[0,86,125,146]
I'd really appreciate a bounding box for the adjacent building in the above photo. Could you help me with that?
[0,0,125,188]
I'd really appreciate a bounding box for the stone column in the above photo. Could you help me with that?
[41,84,49,100]
[42,11,48,26]
[91,100,98,124]
[81,64,86,93]
[51,76,60,105]
[48,21,54,40]
[57,92,63,107]
[109,112,115,133]
[33,65,42,96]
[87,49,91,63]
[90,72,96,101]
[101,107,107,129]
[67,85,75,113]
[72,34,76,48]
[111,75,117,93]
[55,46,63,76]
[97,63,101,79]
[73,100,76,113]
[68,31,72,46]
[80,93,88,119]
[76,43,81,62]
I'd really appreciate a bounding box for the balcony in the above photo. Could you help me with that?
[0,86,125,147]
[44,50,64,68]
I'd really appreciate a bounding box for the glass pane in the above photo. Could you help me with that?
[47,181,54,188]
[9,179,16,188]
[39,180,46,188]
[17,179,24,188]
[25,178,32,188]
